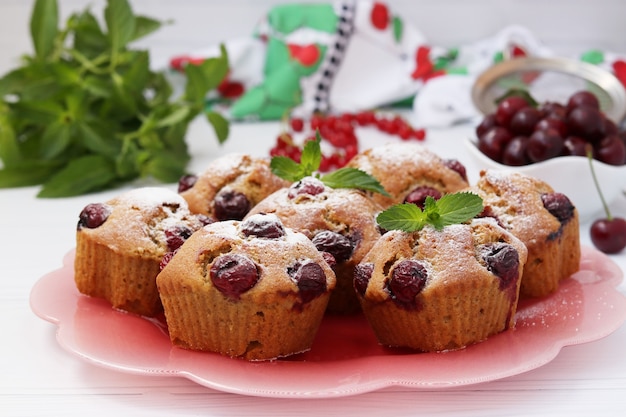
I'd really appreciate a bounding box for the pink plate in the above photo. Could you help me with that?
[30,246,626,398]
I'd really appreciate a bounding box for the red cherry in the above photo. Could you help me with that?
[586,145,626,254]
[495,96,530,128]
[590,218,626,254]
[595,135,626,165]
[566,90,600,112]
[477,126,512,162]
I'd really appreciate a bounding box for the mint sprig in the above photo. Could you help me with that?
[270,138,322,182]
[270,132,389,196]
[0,0,230,197]
[376,192,484,232]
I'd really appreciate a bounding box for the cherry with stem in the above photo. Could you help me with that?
[587,145,626,254]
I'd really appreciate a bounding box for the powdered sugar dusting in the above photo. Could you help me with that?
[116,187,187,210]
[355,143,438,172]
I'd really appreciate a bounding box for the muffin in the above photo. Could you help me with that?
[156,213,336,360]
[347,143,470,208]
[470,170,580,298]
[354,217,528,352]
[246,176,384,314]
[177,153,290,221]
[74,187,205,317]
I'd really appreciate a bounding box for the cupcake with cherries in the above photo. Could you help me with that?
[74,187,206,317]
[156,213,336,360]
[469,170,580,298]
[355,193,528,352]
[177,153,290,221]
[247,137,389,314]
[247,176,384,314]
[347,142,470,208]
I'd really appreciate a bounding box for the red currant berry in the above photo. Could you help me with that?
[290,117,304,132]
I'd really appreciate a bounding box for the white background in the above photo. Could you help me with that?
[1,1,626,416]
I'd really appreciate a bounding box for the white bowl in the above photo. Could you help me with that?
[464,138,626,222]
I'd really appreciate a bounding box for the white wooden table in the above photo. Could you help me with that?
[2,1,626,416]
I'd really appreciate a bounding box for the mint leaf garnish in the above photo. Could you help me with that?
[321,167,390,196]
[300,137,323,175]
[269,155,306,182]
[270,131,388,195]
[376,203,428,231]
[269,136,322,182]
[377,192,483,232]
[435,192,485,226]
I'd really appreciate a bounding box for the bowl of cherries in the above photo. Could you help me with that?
[466,90,626,224]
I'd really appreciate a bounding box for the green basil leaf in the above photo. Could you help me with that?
[184,45,229,102]
[0,162,62,188]
[50,61,82,87]
[205,110,229,144]
[155,105,191,129]
[120,50,150,94]
[12,100,64,125]
[105,0,136,52]
[138,131,164,151]
[39,120,73,159]
[30,0,59,60]
[146,72,173,104]
[64,88,87,121]
[69,10,107,58]
[78,122,121,157]
[0,63,60,101]
[83,75,112,98]
[158,121,190,155]
[0,109,21,166]
[38,154,117,197]
[184,64,210,103]
[200,44,230,92]
[142,150,188,183]
[0,67,31,96]
[132,16,162,41]
[115,138,140,179]
[108,71,138,118]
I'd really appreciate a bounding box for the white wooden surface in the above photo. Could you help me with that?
[1,1,626,416]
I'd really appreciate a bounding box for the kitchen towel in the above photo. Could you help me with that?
[169,0,626,128]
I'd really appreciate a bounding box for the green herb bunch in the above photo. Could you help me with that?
[0,0,229,197]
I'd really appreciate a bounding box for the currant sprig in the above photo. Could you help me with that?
[270,111,426,172]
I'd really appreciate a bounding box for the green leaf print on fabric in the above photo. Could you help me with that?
[392,16,403,42]
[231,43,326,120]
[267,4,338,34]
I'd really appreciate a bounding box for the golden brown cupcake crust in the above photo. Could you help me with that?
[358,218,528,352]
[347,143,469,207]
[469,170,581,298]
[180,153,290,218]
